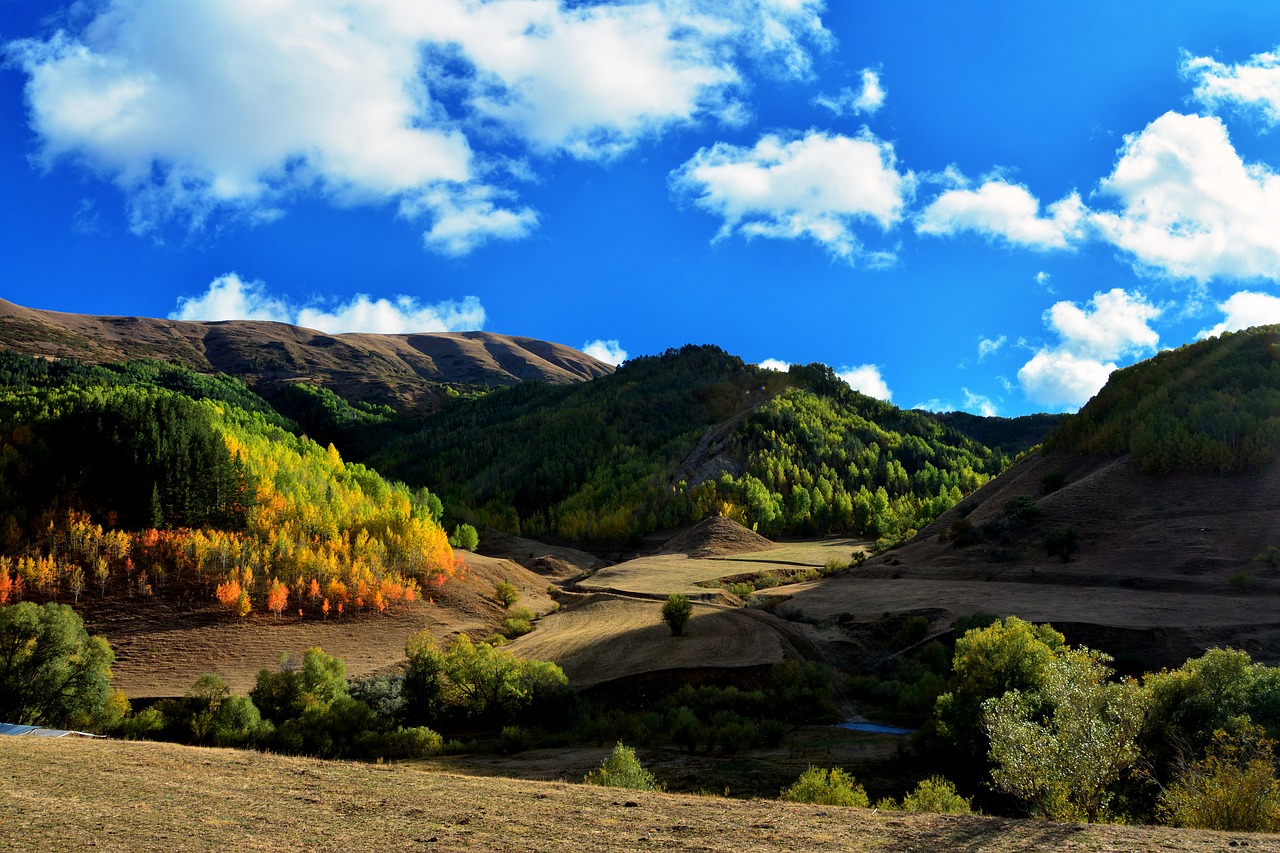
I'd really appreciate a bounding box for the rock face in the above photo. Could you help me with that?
[0,298,614,412]
[662,516,776,559]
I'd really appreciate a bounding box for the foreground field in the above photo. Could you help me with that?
[2,737,1276,852]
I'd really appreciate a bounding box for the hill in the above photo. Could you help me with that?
[0,297,613,413]
[371,346,1059,547]
[2,737,1268,852]
[780,325,1280,671]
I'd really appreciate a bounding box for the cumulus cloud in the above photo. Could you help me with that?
[671,130,914,262]
[1184,48,1280,126]
[1197,290,1280,338]
[581,339,628,366]
[170,272,485,334]
[977,335,1006,362]
[837,364,892,401]
[1092,112,1280,282]
[1016,288,1161,409]
[917,180,1087,250]
[812,68,885,116]
[758,358,791,371]
[10,0,831,251]
[962,388,997,417]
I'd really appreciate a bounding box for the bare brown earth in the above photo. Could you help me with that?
[3,737,1276,852]
[775,451,1280,670]
[0,297,613,412]
[478,531,611,580]
[661,516,778,558]
[88,552,557,698]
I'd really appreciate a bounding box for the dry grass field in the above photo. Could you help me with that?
[3,737,1276,852]
[89,552,557,697]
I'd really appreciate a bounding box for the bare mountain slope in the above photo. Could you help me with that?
[0,298,613,411]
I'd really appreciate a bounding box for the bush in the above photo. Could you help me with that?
[1003,495,1044,527]
[1231,572,1257,593]
[662,594,693,636]
[900,776,972,814]
[584,741,658,790]
[494,581,520,608]
[727,582,756,600]
[780,766,869,807]
[1040,471,1067,494]
[1160,726,1280,831]
[500,607,535,639]
[1044,525,1079,562]
[948,517,977,547]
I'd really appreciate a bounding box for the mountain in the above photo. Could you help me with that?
[784,325,1280,670]
[370,346,1058,547]
[0,298,613,413]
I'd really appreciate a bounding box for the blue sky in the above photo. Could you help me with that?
[5,1,1280,416]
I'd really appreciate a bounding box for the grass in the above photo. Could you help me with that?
[0,737,1270,852]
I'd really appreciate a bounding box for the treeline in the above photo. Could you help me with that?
[0,352,456,618]
[372,346,1029,546]
[1051,324,1280,473]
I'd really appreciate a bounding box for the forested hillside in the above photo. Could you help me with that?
[372,346,1053,547]
[1051,324,1280,473]
[0,353,456,617]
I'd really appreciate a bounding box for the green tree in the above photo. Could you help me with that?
[450,523,480,551]
[662,593,693,637]
[983,648,1147,823]
[0,602,115,728]
[935,616,1066,768]
[583,741,657,790]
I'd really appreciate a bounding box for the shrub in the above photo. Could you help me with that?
[1231,572,1257,593]
[1160,726,1280,831]
[500,607,535,639]
[499,725,533,754]
[1040,471,1067,494]
[1044,525,1079,562]
[494,581,520,608]
[662,593,693,636]
[780,766,869,807]
[948,517,977,547]
[727,582,756,600]
[1003,495,1044,526]
[584,741,657,790]
[900,776,972,814]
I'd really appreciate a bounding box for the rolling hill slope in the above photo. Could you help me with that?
[0,297,613,412]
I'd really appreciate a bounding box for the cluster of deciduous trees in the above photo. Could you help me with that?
[1051,324,1280,473]
[929,617,1280,829]
[0,353,457,619]
[370,346,1021,547]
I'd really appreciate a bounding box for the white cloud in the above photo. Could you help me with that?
[1184,48,1280,126]
[837,364,892,401]
[1197,290,1280,338]
[917,180,1086,250]
[671,130,914,262]
[581,339,628,366]
[758,358,791,371]
[1016,288,1161,409]
[812,68,885,116]
[913,398,953,413]
[10,0,832,251]
[170,272,485,334]
[1092,112,1280,282]
[962,388,997,417]
[1017,349,1118,410]
[977,335,1006,362]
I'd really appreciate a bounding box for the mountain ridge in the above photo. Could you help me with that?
[0,297,614,412]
